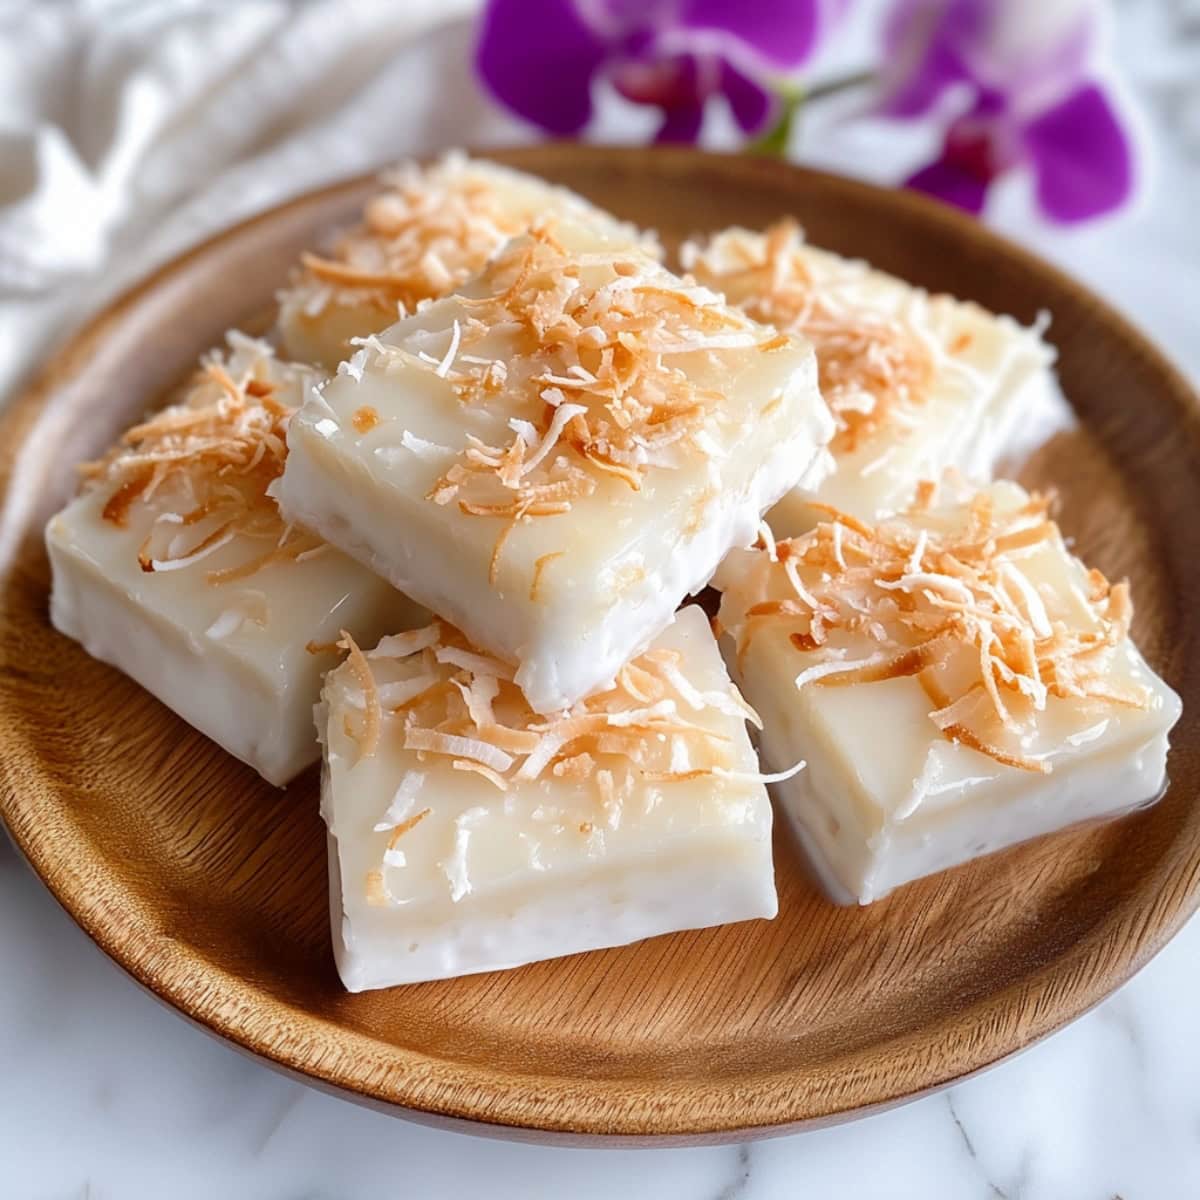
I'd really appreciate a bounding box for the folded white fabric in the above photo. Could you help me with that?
[0,0,505,402]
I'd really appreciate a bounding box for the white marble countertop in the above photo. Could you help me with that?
[4,832,1200,1197]
[3,2,1200,1196]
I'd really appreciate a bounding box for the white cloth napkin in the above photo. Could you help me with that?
[0,0,535,403]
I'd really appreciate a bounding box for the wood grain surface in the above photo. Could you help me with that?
[0,146,1197,1145]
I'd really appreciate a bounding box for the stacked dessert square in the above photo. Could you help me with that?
[46,153,1180,991]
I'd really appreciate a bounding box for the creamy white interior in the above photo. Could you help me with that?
[320,606,777,991]
[753,648,1178,904]
[692,232,1058,534]
[44,339,426,785]
[718,488,1182,904]
[276,154,655,370]
[280,233,832,714]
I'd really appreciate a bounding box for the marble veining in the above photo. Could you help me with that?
[3,1,1200,1196]
[7,816,1200,1197]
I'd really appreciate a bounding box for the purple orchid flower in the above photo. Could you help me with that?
[882,0,1133,222]
[476,0,847,143]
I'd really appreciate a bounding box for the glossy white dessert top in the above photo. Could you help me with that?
[276,152,655,369]
[684,222,1057,532]
[45,332,424,785]
[281,222,832,713]
[319,605,778,991]
[717,480,1181,902]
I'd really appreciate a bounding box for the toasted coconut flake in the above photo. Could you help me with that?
[942,722,1050,774]
[434,319,462,378]
[298,251,417,293]
[794,653,890,690]
[713,759,807,785]
[553,752,596,780]
[530,550,564,602]
[1086,568,1110,603]
[374,771,426,831]
[642,767,713,783]
[645,652,763,728]
[813,640,956,688]
[686,220,933,453]
[618,661,665,705]
[398,430,453,461]
[344,619,757,826]
[386,806,432,848]
[101,468,155,527]
[84,338,318,582]
[365,870,388,906]
[370,625,443,659]
[205,531,324,586]
[755,520,778,562]
[913,479,938,511]
[442,805,487,902]
[405,728,515,773]
[283,156,657,343]
[142,524,237,573]
[451,759,510,790]
[352,406,380,433]
[514,731,567,782]
[435,644,515,680]
[454,673,500,729]
[370,675,441,709]
[413,228,775,571]
[338,629,382,761]
[488,516,518,586]
[723,484,1149,773]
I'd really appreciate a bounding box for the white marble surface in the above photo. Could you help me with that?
[3,1,1200,1196]
[4,824,1200,1198]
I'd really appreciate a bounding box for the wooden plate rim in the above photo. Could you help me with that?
[1,144,1198,1143]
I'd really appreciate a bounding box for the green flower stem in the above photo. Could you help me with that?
[806,68,876,103]
[748,69,876,157]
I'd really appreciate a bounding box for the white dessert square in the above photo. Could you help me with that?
[717,481,1181,903]
[319,606,778,991]
[46,333,426,786]
[277,152,655,369]
[684,222,1057,534]
[280,224,833,714]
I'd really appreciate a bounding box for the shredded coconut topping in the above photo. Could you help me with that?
[721,483,1149,773]
[281,157,547,327]
[336,620,757,813]
[281,154,654,351]
[685,220,935,454]
[404,224,788,581]
[80,336,321,581]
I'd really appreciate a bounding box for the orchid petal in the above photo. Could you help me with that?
[883,0,964,116]
[721,60,774,134]
[906,156,989,215]
[965,0,1097,94]
[655,101,706,143]
[476,0,607,135]
[1023,82,1134,222]
[881,38,967,117]
[678,0,829,69]
[879,0,967,116]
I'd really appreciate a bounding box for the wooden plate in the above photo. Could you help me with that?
[1,145,1198,1145]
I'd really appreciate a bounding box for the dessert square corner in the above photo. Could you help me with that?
[280,223,834,714]
[275,151,657,370]
[317,605,778,991]
[684,221,1058,536]
[716,480,1181,904]
[43,332,424,786]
